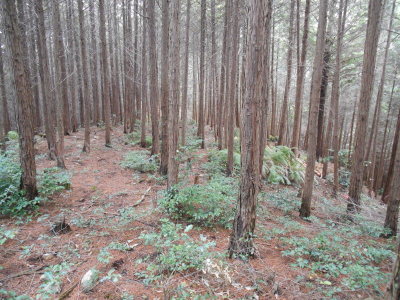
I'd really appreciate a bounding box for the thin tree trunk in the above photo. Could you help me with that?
[160,0,170,175]
[226,0,240,176]
[0,37,11,137]
[197,0,206,149]
[277,0,295,146]
[291,0,310,153]
[148,0,160,155]
[140,1,148,148]
[167,0,181,187]
[52,0,66,168]
[35,0,57,160]
[77,0,91,152]
[99,0,112,146]
[89,1,100,126]
[299,0,328,218]
[180,0,190,146]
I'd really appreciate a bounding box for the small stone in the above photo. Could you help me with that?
[42,253,54,261]
[81,269,100,292]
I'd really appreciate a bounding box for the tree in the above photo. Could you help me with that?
[332,0,348,196]
[291,0,311,153]
[228,0,266,258]
[180,0,190,146]
[147,0,160,155]
[35,0,57,160]
[197,0,206,149]
[99,0,112,146]
[0,35,11,138]
[226,0,240,176]
[385,240,400,299]
[77,0,91,152]
[52,0,66,168]
[140,1,148,148]
[3,0,38,200]
[277,0,295,146]
[160,0,170,175]
[299,0,329,218]
[167,0,181,187]
[347,0,383,213]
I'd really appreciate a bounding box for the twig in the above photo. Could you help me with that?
[58,281,79,300]
[132,187,152,207]
[0,265,47,282]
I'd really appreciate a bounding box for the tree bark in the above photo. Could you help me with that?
[77,0,91,152]
[299,0,329,218]
[3,0,38,200]
[228,0,265,258]
[148,0,160,155]
[348,0,382,213]
[277,0,295,146]
[385,241,400,299]
[159,0,170,175]
[180,0,190,146]
[197,0,206,149]
[140,1,148,148]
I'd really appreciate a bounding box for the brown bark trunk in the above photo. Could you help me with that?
[140,1,148,148]
[348,0,382,213]
[229,0,265,258]
[277,0,295,146]
[159,0,170,175]
[180,0,190,146]
[300,0,328,218]
[77,0,91,152]
[99,0,112,146]
[148,0,160,155]
[197,0,206,149]
[4,0,38,200]
[385,241,400,299]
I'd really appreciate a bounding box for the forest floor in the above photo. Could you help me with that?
[0,125,397,300]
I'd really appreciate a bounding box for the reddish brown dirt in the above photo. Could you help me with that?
[0,126,394,300]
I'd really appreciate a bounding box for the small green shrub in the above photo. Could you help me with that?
[125,129,152,147]
[38,167,71,197]
[0,226,18,245]
[260,189,300,215]
[204,149,240,176]
[121,150,159,173]
[159,175,237,228]
[7,131,19,140]
[36,262,72,299]
[138,219,215,278]
[0,289,31,300]
[263,146,304,185]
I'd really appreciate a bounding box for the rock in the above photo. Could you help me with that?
[81,269,100,292]
[42,253,54,261]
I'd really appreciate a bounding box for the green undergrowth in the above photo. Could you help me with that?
[125,127,153,147]
[159,175,237,228]
[136,219,216,284]
[0,140,71,216]
[259,188,396,297]
[120,150,159,173]
[262,146,304,185]
[203,149,241,176]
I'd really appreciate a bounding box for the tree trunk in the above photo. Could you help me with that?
[52,0,66,168]
[348,0,382,213]
[3,0,38,200]
[167,0,181,187]
[180,0,190,146]
[99,0,112,146]
[229,0,265,258]
[277,0,295,146]
[299,0,328,218]
[385,241,400,299]
[0,37,11,137]
[148,0,160,155]
[35,0,57,160]
[160,0,170,175]
[140,1,148,148]
[197,0,206,149]
[77,0,91,152]
[291,0,310,153]
[226,0,240,176]
[332,0,348,196]
[89,1,100,126]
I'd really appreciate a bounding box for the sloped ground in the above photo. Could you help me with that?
[0,126,396,299]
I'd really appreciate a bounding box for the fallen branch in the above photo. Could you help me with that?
[0,265,47,282]
[58,281,79,300]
